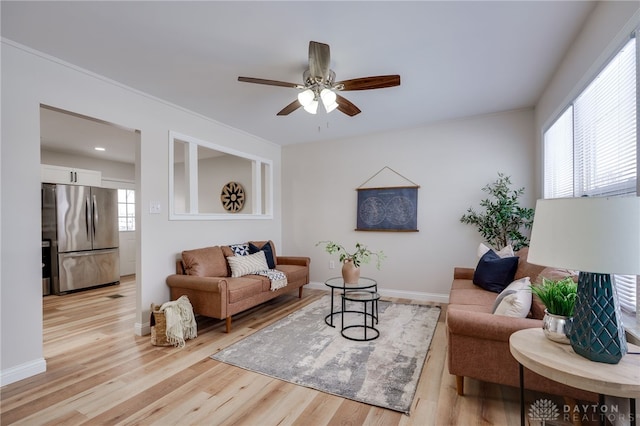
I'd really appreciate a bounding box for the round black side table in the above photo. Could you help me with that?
[324,277,378,328]
[341,290,381,341]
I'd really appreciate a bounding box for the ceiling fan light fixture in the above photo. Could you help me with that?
[297,89,315,107]
[237,42,400,117]
[303,100,319,114]
[320,88,338,113]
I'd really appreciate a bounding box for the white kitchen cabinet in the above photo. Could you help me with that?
[41,164,102,186]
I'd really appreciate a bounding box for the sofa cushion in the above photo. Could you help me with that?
[249,241,276,269]
[477,243,514,260]
[449,285,499,307]
[536,266,579,284]
[513,247,546,281]
[182,246,228,277]
[226,277,265,304]
[249,241,278,264]
[492,277,532,317]
[451,278,482,291]
[275,264,308,285]
[227,251,269,277]
[229,243,250,256]
[473,249,519,293]
[245,274,272,292]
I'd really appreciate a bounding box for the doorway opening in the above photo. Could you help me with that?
[39,104,141,342]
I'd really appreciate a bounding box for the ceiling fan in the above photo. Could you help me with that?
[238,41,400,117]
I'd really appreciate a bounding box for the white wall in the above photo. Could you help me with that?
[282,108,537,300]
[534,1,640,195]
[198,155,253,214]
[1,41,283,385]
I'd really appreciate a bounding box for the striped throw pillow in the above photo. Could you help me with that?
[227,251,269,277]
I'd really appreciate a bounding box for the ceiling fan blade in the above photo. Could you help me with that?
[277,99,302,116]
[336,75,401,91]
[335,94,361,117]
[238,77,301,89]
[308,41,330,80]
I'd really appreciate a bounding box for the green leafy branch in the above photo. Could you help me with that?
[460,172,534,251]
[316,241,385,269]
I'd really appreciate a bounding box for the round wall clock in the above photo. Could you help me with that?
[221,181,245,213]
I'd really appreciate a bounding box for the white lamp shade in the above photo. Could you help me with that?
[303,100,318,114]
[320,88,336,103]
[320,88,338,113]
[297,89,315,107]
[527,197,640,275]
[324,101,338,113]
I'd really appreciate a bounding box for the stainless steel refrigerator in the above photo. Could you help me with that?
[42,183,120,294]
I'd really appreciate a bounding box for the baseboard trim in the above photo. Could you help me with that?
[305,281,449,304]
[135,321,150,337]
[1,357,46,387]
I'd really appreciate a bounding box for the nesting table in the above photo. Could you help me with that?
[509,328,640,426]
[341,290,380,341]
[324,277,377,327]
[324,277,380,341]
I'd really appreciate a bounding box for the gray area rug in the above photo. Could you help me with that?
[211,295,441,414]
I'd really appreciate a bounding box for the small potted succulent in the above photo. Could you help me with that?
[316,241,385,284]
[530,277,577,344]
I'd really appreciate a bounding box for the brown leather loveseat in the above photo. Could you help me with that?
[166,240,310,333]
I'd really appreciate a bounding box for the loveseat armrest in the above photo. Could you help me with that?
[446,306,542,342]
[453,267,475,280]
[166,274,229,322]
[166,274,227,293]
[277,256,310,267]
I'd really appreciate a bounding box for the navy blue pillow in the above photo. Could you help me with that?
[249,242,276,269]
[473,249,519,293]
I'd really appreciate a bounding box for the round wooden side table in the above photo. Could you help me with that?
[509,328,640,426]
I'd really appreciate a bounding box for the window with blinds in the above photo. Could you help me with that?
[543,35,638,314]
[574,37,637,198]
[543,107,573,198]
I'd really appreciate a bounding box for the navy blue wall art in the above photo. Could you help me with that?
[356,186,418,232]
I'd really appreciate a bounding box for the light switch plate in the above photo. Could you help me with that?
[149,201,161,214]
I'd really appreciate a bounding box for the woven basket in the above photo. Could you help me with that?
[150,303,171,347]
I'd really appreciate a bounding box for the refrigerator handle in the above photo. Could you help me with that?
[92,194,98,238]
[85,196,91,239]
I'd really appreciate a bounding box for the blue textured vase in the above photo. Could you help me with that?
[569,272,627,364]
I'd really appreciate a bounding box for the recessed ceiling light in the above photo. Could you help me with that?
[94,147,106,151]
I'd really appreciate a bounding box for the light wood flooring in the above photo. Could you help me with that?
[1,276,601,425]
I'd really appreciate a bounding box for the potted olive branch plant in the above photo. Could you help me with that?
[460,172,535,251]
[530,277,577,344]
[316,241,385,284]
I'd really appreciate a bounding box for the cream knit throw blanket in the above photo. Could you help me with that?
[160,295,197,348]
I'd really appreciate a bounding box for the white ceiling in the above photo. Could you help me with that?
[3,1,596,163]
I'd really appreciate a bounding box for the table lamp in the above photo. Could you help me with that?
[527,197,640,364]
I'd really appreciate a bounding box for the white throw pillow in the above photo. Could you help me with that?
[477,243,514,260]
[226,251,269,277]
[492,276,532,318]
